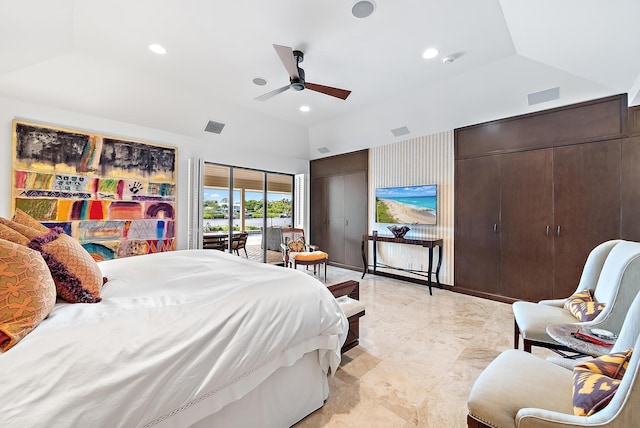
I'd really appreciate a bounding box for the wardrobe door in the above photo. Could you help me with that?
[622,136,640,241]
[326,175,346,264]
[500,149,554,302]
[553,140,621,298]
[343,172,368,269]
[310,177,328,252]
[454,156,501,294]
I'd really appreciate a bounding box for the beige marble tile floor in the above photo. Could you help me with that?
[292,265,555,428]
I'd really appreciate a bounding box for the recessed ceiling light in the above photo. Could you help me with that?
[352,0,376,18]
[252,77,267,86]
[148,43,166,55]
[422,48,439,59]
[300,105,310,112]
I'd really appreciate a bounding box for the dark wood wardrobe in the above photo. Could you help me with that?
[454,94,640,302]
[310,150,368,270]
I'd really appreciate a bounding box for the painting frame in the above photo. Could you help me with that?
[11,119,177,260]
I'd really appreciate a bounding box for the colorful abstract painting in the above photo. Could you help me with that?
[12,120,177,261]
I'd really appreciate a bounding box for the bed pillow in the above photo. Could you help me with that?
[564,289,605,321]
[12,208,50,233]
[572,349,633,416]
[0,223,29,246]
[0,217,45,240]
[28,228,104,304]
[0,238,57,352]
[0,218,104,303]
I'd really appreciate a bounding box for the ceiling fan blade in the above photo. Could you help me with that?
[273,44,300,79]
[255,85,290,101]
[305,82,351,100]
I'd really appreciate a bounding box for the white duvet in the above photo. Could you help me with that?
[0,250,348,427]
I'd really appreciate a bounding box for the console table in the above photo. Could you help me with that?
[361,234,443,295]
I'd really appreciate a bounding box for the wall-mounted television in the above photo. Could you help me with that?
[375,184,437,225]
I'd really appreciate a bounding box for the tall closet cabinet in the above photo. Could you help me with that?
[455,94,632,302]
[310,150,368,270]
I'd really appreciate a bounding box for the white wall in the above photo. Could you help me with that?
[369,130,454,286]
[0,96,310,250]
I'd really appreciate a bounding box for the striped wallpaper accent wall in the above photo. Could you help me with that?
[369,130,454,286]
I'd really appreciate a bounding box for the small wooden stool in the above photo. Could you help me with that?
[292,251,329,282]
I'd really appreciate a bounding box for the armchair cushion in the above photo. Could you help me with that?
[572,349,633,416]
[291,251,328,261]
[467,349,574,428]
[564,289,605,321]
[513,301,579,344]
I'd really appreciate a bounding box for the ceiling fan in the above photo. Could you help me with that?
[255,44,351,101]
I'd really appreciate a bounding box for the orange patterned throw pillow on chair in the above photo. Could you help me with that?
[0,238,57,352]
[564,289,605,321]
[288,237,306,253]
[0,215,104,304]
[572,349,633,416]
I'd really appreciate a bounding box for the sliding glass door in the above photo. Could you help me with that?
[202,162,293,263]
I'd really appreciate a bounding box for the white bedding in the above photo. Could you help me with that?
[0,250,348,427]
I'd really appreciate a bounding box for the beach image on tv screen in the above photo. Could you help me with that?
[376,185,437,225]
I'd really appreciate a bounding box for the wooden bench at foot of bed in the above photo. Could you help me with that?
[327,280,365,353]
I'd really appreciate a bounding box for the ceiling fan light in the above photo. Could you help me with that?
[300,105,310,112]
[352,1,375,19]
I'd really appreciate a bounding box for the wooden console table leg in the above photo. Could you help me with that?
[373,239,377,275]
[436,244,443,289]
[427,247,433,296]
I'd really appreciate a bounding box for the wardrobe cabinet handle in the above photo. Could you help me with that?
[546,225,550,236]
[493,224,497,233]
[557,225,561,237]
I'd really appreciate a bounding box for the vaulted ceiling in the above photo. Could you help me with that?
[1,1,638,160]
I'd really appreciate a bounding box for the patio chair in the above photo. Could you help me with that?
[232,232,248,257]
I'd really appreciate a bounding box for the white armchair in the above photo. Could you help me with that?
[512,239,640,354]
[467,286,640,428]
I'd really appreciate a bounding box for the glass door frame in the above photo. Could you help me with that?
[203,161,294,263]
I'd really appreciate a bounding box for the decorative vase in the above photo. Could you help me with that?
[388,225,410,238]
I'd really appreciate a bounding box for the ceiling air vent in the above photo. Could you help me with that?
[204,120,226,134]
[317,146,330,154]
[527,87,560,106]
[391,126,410,137]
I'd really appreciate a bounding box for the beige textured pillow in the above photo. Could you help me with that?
[0,238,57,352]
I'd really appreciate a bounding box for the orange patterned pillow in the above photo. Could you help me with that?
[0,223,29,246]
[0,238,56,352]
[288,237,306,253]
[0,217,44,240]
[12,208,49,233]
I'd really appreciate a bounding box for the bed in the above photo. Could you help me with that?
[0,249,348,427]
